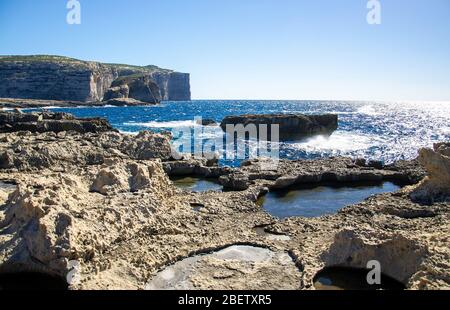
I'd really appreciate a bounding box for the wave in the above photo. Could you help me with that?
[123,120,198,128]
[291,131,376,153]
[118,130,139,135]
[41,106,64,109]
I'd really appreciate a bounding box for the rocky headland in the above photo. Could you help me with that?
[220,114,338,141]
[0,111,448,290]
[0,55,191,107]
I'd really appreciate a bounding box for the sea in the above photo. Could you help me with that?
[26,100,450,167]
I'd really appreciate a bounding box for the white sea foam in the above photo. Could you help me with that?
[123,120,198,128]
[291,132,376,153]
[118,130,139,136]
[41,106,64,109]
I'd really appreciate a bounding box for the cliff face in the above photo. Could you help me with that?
[111,66,191,101]
[0,56,191,103]
[105,74,162,104]
[150,72,191,101]
[0,57,115,102]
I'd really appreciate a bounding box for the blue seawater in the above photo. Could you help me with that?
[32,100,450,167]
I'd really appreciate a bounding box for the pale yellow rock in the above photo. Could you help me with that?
[0,127,448,290]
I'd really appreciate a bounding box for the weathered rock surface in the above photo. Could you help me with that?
[218,157,424,192]
[220,114,338,141]
[408,143,450,204]
[0,131,173,171]
[0,111,114,134]
[0,112,448,290]
[151,71,191,101]
[115,65,191,101]
[0,56,115,102]
[0,55,191,104]
[145,245,301,290]
[163,156,230,178]
[104,75,161,104]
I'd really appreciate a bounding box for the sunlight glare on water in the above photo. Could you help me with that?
[34,100,450,167]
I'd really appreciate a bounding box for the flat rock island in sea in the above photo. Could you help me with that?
[220,113,338,141]
[0,111,448,290]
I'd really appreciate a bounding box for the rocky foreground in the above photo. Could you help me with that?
[0,111,448,290]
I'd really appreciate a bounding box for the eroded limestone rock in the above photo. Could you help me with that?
[409,143,450,203]
[105,75,161,104]
[0,127,173,171]
[0,113,447,290]
[0,111,114,134]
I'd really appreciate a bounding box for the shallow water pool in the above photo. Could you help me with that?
[258,181,401,218]
[314,267,405,290]
[171,176,223,192]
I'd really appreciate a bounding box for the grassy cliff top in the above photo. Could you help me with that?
[104,62,172,74]
[0,55,86,63]
[0,55,173,73]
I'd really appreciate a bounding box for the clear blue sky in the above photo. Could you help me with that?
[1,0,449,101]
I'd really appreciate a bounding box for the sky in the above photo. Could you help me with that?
[0,0,449,101]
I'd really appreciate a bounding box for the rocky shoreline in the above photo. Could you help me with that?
[0,111,448,290]
[0,97,159,109]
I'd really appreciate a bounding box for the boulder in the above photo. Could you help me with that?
[90,160,161,195]
[409,142,450,203]
[196,119,217,126]
[220,113,338,141]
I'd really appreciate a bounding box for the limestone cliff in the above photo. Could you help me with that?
[108,64,191,101]
[0,55,191,103]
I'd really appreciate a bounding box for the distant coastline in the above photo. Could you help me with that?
[0,55,191,105]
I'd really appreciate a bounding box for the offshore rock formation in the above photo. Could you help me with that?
[104,74,161,104]
[0,55,191,104]
[0,111,448,290]
[220,114,338,141]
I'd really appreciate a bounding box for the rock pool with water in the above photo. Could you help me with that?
[145,245,301,290]
[171,176,223,192]
[314,267,405,290]
[258,182,401,218]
